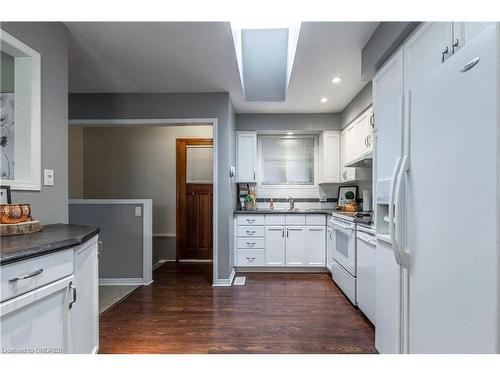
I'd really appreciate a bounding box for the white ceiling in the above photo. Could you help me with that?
[66,22,378,113]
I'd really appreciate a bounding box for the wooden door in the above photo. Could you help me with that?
[176,139,213,260]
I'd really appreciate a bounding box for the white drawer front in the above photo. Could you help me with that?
[237,226,265,237]
[237,238,265,249]
[285,214,306,225]
[237,250,265,266]
[306,214,327,225]
[331,261,357,305]
[1,249,74,303]
[265,214,285,225]
[237,215,265,226]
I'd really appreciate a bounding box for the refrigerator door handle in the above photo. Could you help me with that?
[394,154,410,268]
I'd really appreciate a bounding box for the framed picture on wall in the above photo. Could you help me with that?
[337,185,358,206]
[0,185,12,204]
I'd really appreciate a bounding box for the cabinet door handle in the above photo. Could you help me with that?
[246,219,255,223]
[246,256,256,261]
[441,46,449,63]
[246,230,255,235]
[69,282,77,309]
[98,240,103,256]
[282,229,285,238]
[9,268,43,282]
[246,242,256,246]
[452,38,459,54]
[286,229,289,237]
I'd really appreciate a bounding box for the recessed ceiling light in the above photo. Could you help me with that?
[331,76,342,84]
[320,97,328,103]
[287,131,294,135]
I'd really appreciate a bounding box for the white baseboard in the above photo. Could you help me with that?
[153,259,176,270]
[234,267,329,273]
[179,259,213,263]
[212,268,236,287]
[99,278,149,286]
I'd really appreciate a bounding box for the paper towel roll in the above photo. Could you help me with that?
[362,190,372,211]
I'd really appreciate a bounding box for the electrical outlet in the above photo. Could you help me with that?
[44,169,54,186]
[319,191,327,202]
[134,206,142,217]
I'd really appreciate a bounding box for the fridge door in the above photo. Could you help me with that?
[406,24,499,353]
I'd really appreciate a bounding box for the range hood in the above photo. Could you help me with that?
[345,152,373,168]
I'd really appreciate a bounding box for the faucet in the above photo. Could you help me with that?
[288,196,295,210]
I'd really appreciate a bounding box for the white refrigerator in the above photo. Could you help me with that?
[373,22,500,354]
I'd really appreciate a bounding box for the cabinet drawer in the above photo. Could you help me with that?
[237,238,265,249]
[1,249,74,303]
[237,215,265,226]
[306,214,327,225]
[285,214,306,225]
[237,250,265,266]
[237,226,265,237]
[265,214,285,225]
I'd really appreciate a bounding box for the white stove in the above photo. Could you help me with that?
[327,211,372,306]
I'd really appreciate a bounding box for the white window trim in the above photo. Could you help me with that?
[0,30,41,191]
[256,133,320,192]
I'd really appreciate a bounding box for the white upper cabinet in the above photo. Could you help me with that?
[236,131,257,183]
[318,131,341,184]
[451,22,493,55]
[356,107,373,156]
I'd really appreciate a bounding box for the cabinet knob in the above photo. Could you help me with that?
[452,38,459,54]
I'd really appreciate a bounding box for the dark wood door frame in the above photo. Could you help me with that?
[176,138,213,261]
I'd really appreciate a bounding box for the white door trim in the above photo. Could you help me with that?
[68,118,220,286]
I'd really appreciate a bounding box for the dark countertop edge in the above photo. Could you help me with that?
[234,210,332,215]
[0,226,100,266]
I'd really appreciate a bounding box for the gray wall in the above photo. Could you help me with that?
[236,113,341,131]
[69,203,144,278]
[361,22,420,81]
[69,125,213,262]
[341,82,373,129]
[69,92,236,281]
[2,23,69,224]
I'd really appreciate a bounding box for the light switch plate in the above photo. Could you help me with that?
[44,169,54,186]
[135,206,142,217]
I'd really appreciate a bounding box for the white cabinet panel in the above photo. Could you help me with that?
[236,131,257,183]
[306,214,326,226]
[285,214,306,225]
[1,249,73,303]
[70,238,99,354]
[285,227,306,265]
[238,238,265,249]
[265,226,285,265]
[452,22,493,53]
[1,276,73,354]
[265,214,285,225]
[318,131,340,183]
[237,215,265,226]
[306,226,326,266]
[237,249,265,266]
[237,226,265,237]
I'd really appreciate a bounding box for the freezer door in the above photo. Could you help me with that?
[406,24,499,353]
[375,240,403,354]
[373,49,404,187]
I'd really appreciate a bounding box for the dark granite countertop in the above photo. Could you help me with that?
[0,224,100,265]
[234,209,332,215]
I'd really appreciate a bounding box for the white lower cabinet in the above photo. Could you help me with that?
[0,236,99,354]
[236,214,326,268]
[265,226,285,265]
[306,226,326,266]
[285,226,306,266]
[0,276,74,354]
[70,239,99,354]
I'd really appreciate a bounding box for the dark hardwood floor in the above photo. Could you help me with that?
[99,263,376,354]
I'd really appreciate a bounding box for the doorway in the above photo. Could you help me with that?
[176,138,213,261]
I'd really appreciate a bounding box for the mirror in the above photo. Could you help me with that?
[0,29,40,191]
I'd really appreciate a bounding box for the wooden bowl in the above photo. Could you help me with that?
[0,204,32,224]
